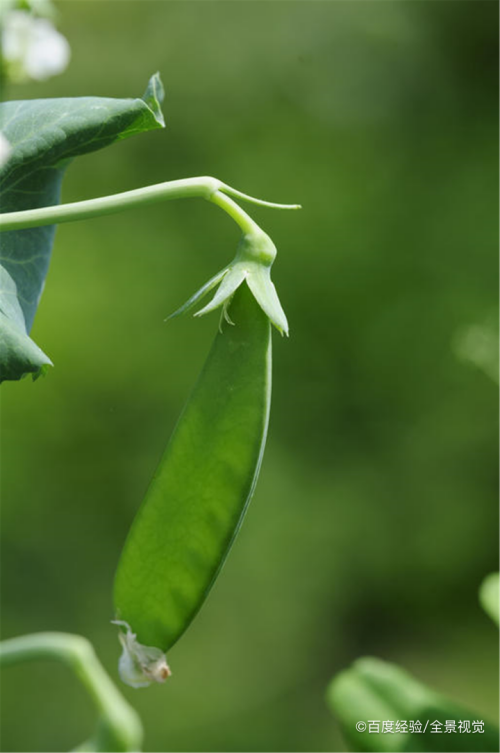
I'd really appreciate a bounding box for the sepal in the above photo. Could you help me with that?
[168,231,288,335]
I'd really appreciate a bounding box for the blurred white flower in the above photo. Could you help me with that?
[1,9,70,82]
[0,133,12,168]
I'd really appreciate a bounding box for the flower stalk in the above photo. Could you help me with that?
[0,176,299,334]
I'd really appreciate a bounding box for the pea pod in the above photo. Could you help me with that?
[113,280,273,687]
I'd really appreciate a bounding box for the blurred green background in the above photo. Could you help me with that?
[1,1,498,751]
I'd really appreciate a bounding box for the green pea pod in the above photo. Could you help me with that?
[113,283,271,686]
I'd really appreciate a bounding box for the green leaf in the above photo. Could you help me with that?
[479,572,499,626]
[326,657,499,752]
[0,73,165,383]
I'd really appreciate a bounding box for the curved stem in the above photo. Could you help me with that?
[0,177,220,231]
[0,632,142,752]
[209,190,262,235]
[0,176,300,233]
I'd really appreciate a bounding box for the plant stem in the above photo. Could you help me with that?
[209,190,261,235]
[0,176,300,233]
[0,632,142,752]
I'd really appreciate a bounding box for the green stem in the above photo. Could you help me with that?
[209,190,261,235]
[0,632,142,752]
[0,176,300,233]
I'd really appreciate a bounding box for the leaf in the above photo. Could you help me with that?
[0,73,165,383]
[326,657,499,752]
[479,572,499,626]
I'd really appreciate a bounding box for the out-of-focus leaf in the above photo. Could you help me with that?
[0,73,164,382]
[327,657,499,752]
[479,573,499,627]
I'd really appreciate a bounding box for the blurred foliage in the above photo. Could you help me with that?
[1,2,498,752]
[327,657,499,752]
[327,576,500,751]
[480,573,499,627]
[0,632,143,752]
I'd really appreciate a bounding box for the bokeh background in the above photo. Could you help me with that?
[1,2,498,751]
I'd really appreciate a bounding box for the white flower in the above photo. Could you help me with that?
[112,620,171,689]
[1,10,70,82]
